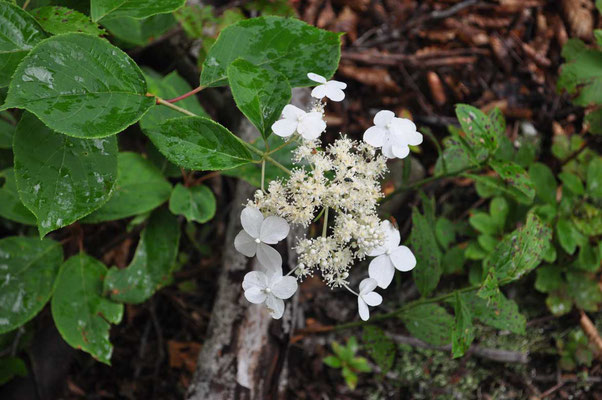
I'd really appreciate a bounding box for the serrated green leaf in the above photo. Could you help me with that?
[1,33,154,138]
[529,162,557,205]
[227,59,291,139]
[410,208,441,296]
[559,171,584,195]
[102,13,176,47]
[485,213,551,282]
[455,104,498,152]
[168,184,216,223]
[104,208,180,303]
[489,159,535,203]
[460,291,526,335]
[558,38,602,106]
[31,6,105,36]
[200,16,341,88]
[144,116,254,171]
[0,168,35,225]
[13,113,118,236]
[535,265,562,293]
[51,253,123,364]
[452,292,474,358]
[362,325,395,374]
[90,0,185,22]
[0,2,47,87]
[141,68,208,131]
[84,152,171,223]
[400,304,453,346]
[586,157,602,199]
[0,236,63,334]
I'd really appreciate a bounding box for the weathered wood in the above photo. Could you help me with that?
[186,89,310,400]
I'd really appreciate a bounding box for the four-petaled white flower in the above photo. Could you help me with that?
[234,206,290,267]
[363,110,423,159]
[367,220,416,289]
[271,104,326,140]
[357,278,382,321]
[242,258,298,319]
[308,72,347,102]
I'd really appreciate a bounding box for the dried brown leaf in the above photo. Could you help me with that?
[338,64,400,92]
[333,6,359,42]
[426,71,447,106]
[316,0,335,29]
[168,341,202,372]
[561,0,594,40]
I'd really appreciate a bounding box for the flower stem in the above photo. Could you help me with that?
[261,159,266,192]
[322,207,329,237]
[343,283,359,297]
[155,97,197,117]
[265,155,291,175]
[267,136,297,155]
[165,86,205,103]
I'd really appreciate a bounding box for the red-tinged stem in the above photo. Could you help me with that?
[165,86,205,103]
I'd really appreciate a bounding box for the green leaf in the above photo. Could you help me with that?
[0,168,36,225]
[31,6,105,36]
[489,159,535,204]
[571,202,602,236]
[168,184,216,223]
[477,234,497,252]
[435,217,455,249]
[489,196,509,230]
[529,162,557,205]
[0,237,63,334]
[101,14,176,47]
[0,356,27,385]
[455,104,498,152]
[200,16,341,88]
[0,118,15,149]
[141,68,208,131]
[409,208,442,297]
[460,291,526,335]
[0,2,47,87]
[400,304,453,346]
[566,271,602,311]
[558,38,602,106]
[227,59,291,139]
[104,208,180,303]
[51,253,123,364]
[585,108,602,135]
[84,152,171,223]
[556,217,583,255]
[90,0,185,22]
[484,213,551,282]
[1,33,154,138]
[586,157,602,199]
[575,243,601,272]
[362,325,396,374]
[488,107,506,138]
[442,246,465,274]
[341,366,358,390]
[323,355,341,368]
[349,356,371,373]
[559,171,584,195]
[13,113,118,236]
[535,265,562,293]
[469,212,497,235]
[452,292,474,358]
[144,116,254,171]
[546,291,572,316]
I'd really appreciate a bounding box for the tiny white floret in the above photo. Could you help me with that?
[367,220,416,289]
[271,104,326,140]
[357,278,382,321]
[234,206,290,267]
[308,72,347,102]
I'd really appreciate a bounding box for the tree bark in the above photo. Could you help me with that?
[186,89,310,400]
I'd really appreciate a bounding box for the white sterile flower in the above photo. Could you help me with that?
[271,104,326,140]
[234,206,290,267]
[363,110,423,159]
[308,72,347,102]
[368,220,416,289]
[357,278,382,321]
[242,258,298,319]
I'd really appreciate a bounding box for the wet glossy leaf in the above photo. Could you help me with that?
[168,184,216,223]
[101,14,176,47]
[452,292,474,358]
[362,326,395,374]
[409,208,442,297]
[90,0,185,22]
[104,208,180,304]
[51,253,123,364]
[455,104,498,152]
[31,6,105,36]
[141,68,208,131]
[400,304,453,346]
[489,159,535,203]
[0,169,36,225]
[529,162,557,205]
[460,291,526,335]
[0,2,47,87]
[0,236,63,334]
[535,265,562,293]
[227,59,291,139]
[200,16,341,87]
[0,118,15,149]
[144,116,254,171]
[13,113,118,236]
[485,213,551,282]
[1,33,154,138]
[84,152,171,223]
[586,157,602,199]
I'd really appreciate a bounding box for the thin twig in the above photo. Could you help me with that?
[165,86,205,103]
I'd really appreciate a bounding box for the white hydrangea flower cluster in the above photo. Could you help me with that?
[235,72,421,321]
